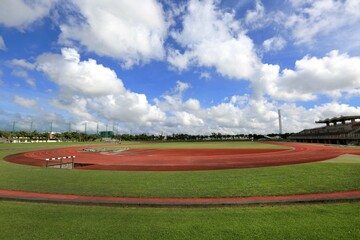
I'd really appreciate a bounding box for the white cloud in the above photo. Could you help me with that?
[154,81,197,113]
[262,36,286,52]
[0,36,6,50]
[26,79,36,89]
[0,0,57,29]
[13,96,39,109]
[167,48,192,71]
[36,48,165,125]
[9,59,35,69]
[284,0,360,45]
[310,102,360,119]
[89,93,165,124]
[169,0,261,80]
[59,0,168,68]
[12,69,28,78]
[174,80,190,94]
[169,111,204,127]
[37,48,125,96]
[199,72,211,80]
[269,51,360,101]
[7,59,37,89]
[244,0,266,29]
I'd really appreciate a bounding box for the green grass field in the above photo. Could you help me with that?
[1,141,359,239]
[0,141,359,198]
[0,201,359,240]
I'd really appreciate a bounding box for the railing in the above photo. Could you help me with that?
[290,134,360,140]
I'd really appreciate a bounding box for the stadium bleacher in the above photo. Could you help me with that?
[290,116,360,145]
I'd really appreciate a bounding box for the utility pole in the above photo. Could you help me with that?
[12,121,16,133]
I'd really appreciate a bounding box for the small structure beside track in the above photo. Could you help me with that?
[45,156,76,169]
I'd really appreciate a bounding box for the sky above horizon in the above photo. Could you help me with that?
[0,0,360,135]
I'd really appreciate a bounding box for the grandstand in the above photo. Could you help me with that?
[290,116,360,145]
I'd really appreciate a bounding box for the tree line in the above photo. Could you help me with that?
[0,130,292,143]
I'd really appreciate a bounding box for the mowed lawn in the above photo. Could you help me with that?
[1,142,359,240]
[0,141,359,198]
[0,201,359,240]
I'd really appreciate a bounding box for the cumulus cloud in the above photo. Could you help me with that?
[13,96,39,109]
[155,81,198,113]
[268,51,360,101]
[9,59,35,70]
[89,93,165,124]
[199,72,211,80]
[167,49,192,71]
[0,0,57,29]
[244,0,266,29]
[59,0,168,68]
[169,0,260,80]
[37,48,125,96]
[284,0,360,45]
[7,58,37,89]
[36,48,165,125]
[25,79,36,89]
[262,36,286,52]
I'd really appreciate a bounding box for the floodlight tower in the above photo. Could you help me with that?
[278,109,283,135]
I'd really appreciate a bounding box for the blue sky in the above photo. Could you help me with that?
[0,0,359,134]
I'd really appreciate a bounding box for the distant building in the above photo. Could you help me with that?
[290,115,360,145]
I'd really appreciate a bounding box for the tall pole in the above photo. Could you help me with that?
[30,121,33,132]
[68,122,71,132]
[278,109,283,135]
[96,123,99,135]
[50,121,53,133]
[12,121,16,133]
[84,122,87,134]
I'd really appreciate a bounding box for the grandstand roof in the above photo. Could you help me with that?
[316,115,360,124]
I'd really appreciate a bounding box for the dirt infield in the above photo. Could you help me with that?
[4,142,360,171]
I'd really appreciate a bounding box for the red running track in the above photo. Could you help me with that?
[4,142,360,171]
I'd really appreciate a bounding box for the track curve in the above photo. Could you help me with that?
[1,189,359,207]
[4,142,360,171]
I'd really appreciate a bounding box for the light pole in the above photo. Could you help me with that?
[12,121,16,133]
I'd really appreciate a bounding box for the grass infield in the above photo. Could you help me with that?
[0,141,359,198]
[0,201,359,240]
